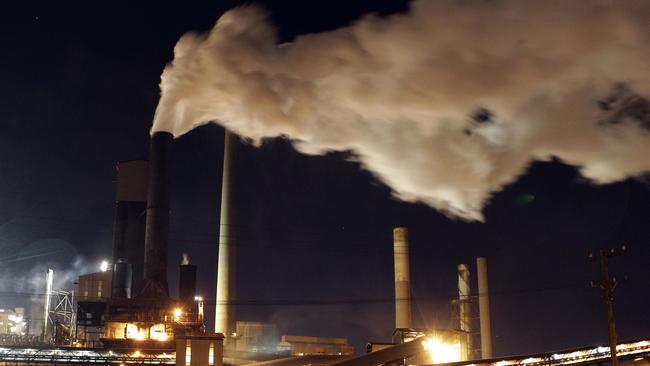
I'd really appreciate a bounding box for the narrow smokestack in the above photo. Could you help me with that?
[477,257,492,359]
[141,131,173,298]
[179,254,197,305]
[215,130,238,339]
[393,227,412,329]
[458,264,472,360]
[43,268,53,339]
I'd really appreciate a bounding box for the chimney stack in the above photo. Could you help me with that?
[393,227,412,330]
[179,254,197,305]
[140,131,173,298]
[458,264,472,360]
[477,257,492,359]
[215,130,238,340]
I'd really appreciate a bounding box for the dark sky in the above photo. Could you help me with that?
[1,0,649,357]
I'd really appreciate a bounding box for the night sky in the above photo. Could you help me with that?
[1,0,649,356]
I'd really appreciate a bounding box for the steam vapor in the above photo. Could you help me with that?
[152,0,650,220]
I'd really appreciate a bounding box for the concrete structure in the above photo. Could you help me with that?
[111,159,148,298]
[477,257,492,359]
[78,270,113,301]
[215,131,238,341]
[176,333,224,366]
[458,264,472,360]
[235,321,279,353]
[141,131,173,298]
[393,227,412,329]
[279,335,354,356]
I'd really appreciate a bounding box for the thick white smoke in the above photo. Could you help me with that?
[152,0,650,220]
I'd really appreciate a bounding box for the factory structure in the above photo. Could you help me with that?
[10,130,494,364]
[0,129,649,366]
[73,132,209,351]
[2,130,499,366]
[47,130,358,364]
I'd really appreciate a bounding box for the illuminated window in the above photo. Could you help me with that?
[186,341,192,365]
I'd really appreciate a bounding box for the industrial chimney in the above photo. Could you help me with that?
[179,253,197,305]
[457,264,472,360]
[140,131,173,298]
[393,227,412,330]
[477,257,493,359]
[215,130,238,340]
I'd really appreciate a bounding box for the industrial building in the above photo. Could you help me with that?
[72,132,214,351]
[278,335,354,356]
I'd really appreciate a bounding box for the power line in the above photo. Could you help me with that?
[0,280,640,307]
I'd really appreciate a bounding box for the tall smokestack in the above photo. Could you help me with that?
[42,268,53,339]
[393,227,412,329]
[215,130,238,340]
[458,264,472,360]
[477,257,492,359]
[140,131,173,298]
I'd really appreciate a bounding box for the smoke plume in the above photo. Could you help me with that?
[152,0,650,220]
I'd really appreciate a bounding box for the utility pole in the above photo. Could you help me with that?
[589,245,626,366]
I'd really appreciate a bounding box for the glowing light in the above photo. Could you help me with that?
[422,337,462,364]
[194,296,203,302]
[173,308,182,321]
[150,324,169,341]
[131,350,142,358]
[125,324,146,340]
[100,260,110,272]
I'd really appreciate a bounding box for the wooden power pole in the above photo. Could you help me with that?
[589,246,626,366]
